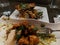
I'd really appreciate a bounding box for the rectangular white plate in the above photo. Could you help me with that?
[10,6,49,23]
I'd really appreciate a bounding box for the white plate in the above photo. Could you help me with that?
[10,6,49,23]
[3,19,60,45]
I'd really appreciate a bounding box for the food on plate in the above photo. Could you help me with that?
[29,35,39,45]
[18,35,39,45]
[15,3,35,10]
[1,15,9,20]
[0,22,14,45]
[0,20,56,45]
[18,36,29,45]
[38,33,56,45]
[15,21,56,45]
[15,3,43,19]
[5,30,16,45]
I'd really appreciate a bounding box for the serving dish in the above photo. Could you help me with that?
[10,6,49,23]
[0,19,60,45]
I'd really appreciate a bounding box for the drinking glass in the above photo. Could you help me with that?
[49,0,58,8]
[0,0,12,17]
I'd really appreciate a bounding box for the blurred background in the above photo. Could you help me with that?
[0,0,60,23]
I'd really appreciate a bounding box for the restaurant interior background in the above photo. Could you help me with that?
[0,0,60,23]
